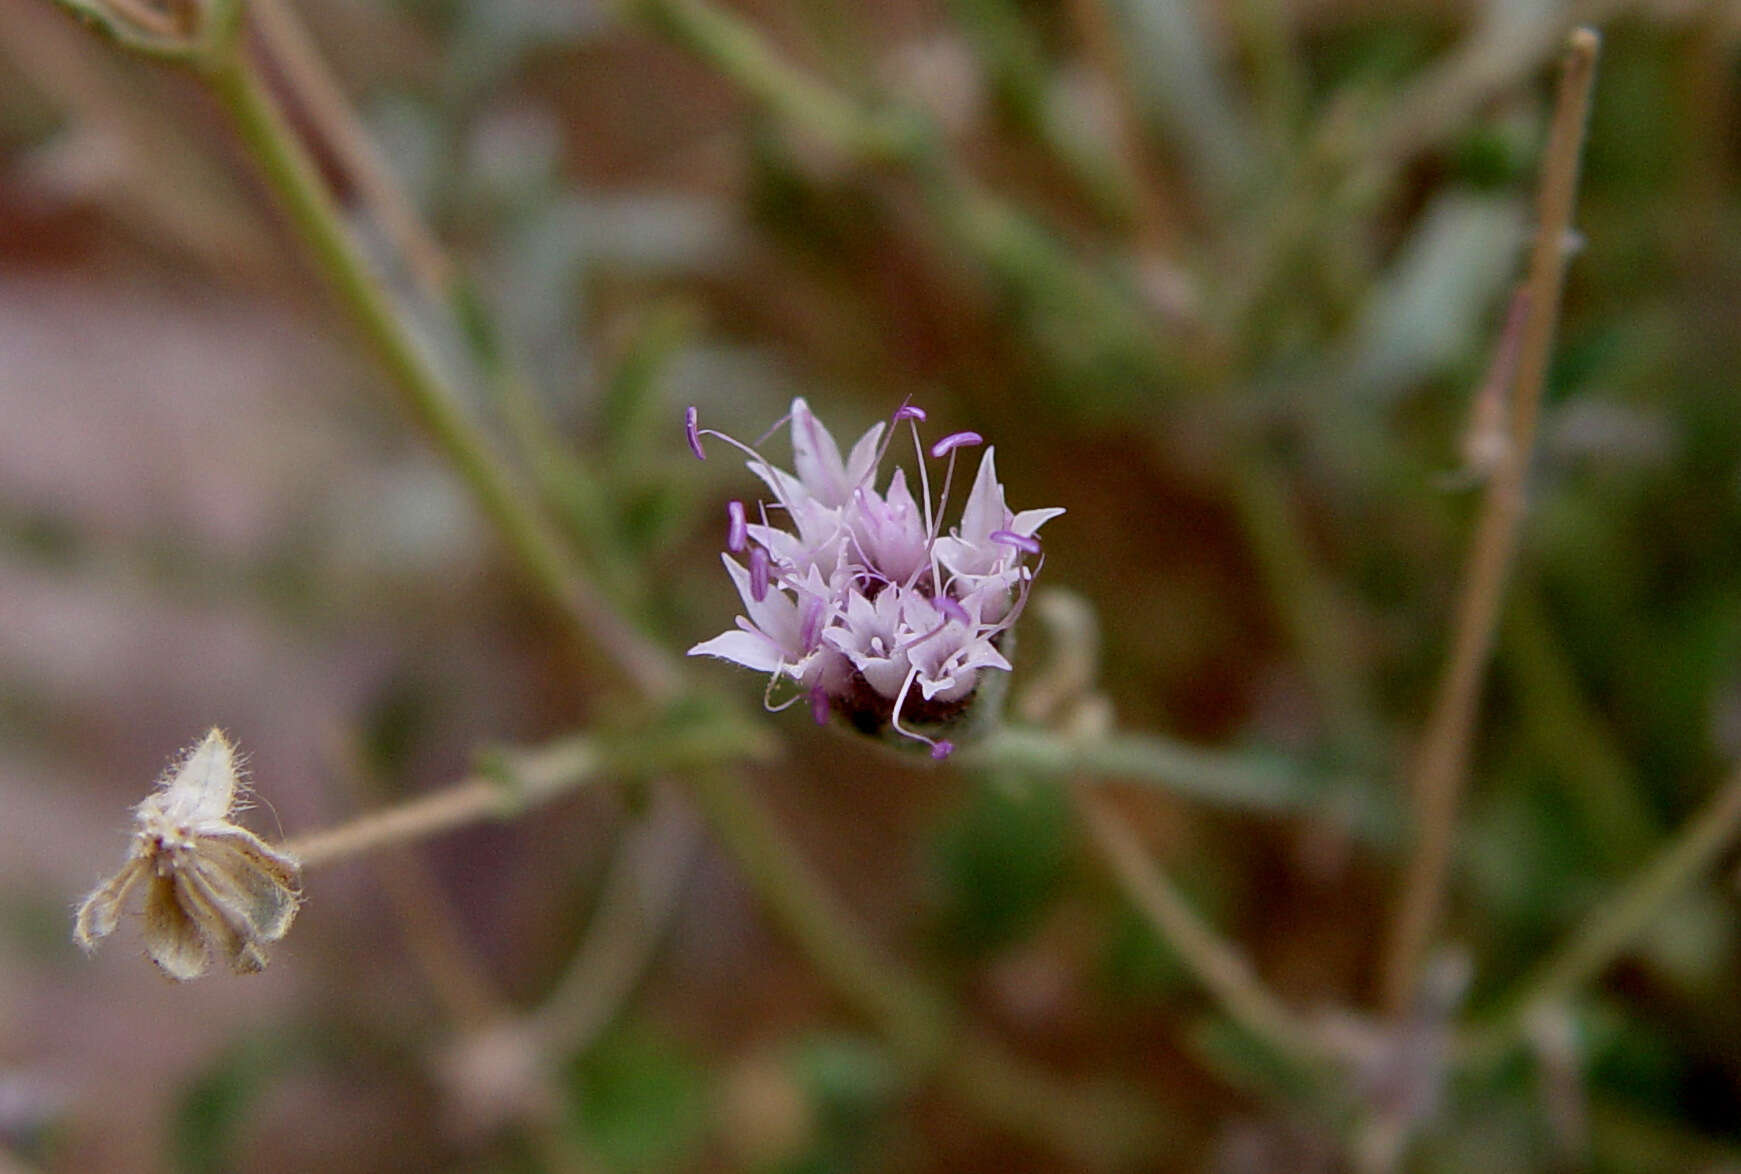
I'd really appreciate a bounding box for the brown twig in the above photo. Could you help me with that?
[249,0,452,298]
[285,738,605,868]
[1378,28,1601,1015]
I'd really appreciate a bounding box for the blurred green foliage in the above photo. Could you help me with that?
[6,0,1741,1169]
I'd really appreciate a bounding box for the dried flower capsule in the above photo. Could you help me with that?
[686,398,1062,757]
[74,729,301,980]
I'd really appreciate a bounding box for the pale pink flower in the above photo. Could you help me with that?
[686,399,1062,757]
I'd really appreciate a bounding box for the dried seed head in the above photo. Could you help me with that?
[73,729,302,980]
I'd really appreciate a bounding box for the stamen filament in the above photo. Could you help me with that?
[888,664,952,759]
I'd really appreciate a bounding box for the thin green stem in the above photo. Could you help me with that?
[530,785,702,1048]
[625,0,918,163]
[682,766,949,1061]
[1076,786,1331,1065]
[205,50,682,702]
[1501,582,1660,867]
[1379,29,1601,1015]
[1464,759,1741,1064]
[964,725,1311,813]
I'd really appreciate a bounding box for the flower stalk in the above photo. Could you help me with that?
[1380,27,1601,1015]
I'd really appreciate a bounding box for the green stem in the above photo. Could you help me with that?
[1076,786,1331,1065]
[205,50,682,702]
[683,768,948,1060]
[628,0,917,163]
[1464,760,1741,1065]
[965,726,1311,813]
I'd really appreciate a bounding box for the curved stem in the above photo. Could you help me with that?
[1464,760,1741,1065]
[1075,786,1330,1065]
[205,48,682,702]
[529,783,704,1049]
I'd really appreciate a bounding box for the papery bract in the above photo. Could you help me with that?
[74,729,302,980]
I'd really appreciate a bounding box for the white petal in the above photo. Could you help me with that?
[859,656,911,698]
[155,729,238,826]
[958,641,1012,674]
[884,467,920,519]
[790,398,852,505]
[956,448,1008,543]
[720,554,799,648]
[688,629,785,673]
[1009,506,1065,535]
[843,421,887,491]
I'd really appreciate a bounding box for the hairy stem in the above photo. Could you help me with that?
[1379,28,1601,1014]
[286,738,605,869]
[965,725,1312,812]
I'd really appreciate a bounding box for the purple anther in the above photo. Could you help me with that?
[894,403,927,423]
[936,596,971,627]
[989,529,1041,555]
[809,686,830,726]
[929,431,983,460]
[930,739,955,760]
[726,500,747,553]
[684,406,706,460]
[800,596,825,649]
[749,546,770,601]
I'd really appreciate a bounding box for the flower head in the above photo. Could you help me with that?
[73,729,302,980]
[687,398,1062,757]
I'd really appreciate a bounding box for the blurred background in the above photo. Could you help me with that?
[2,0,1741,1169]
